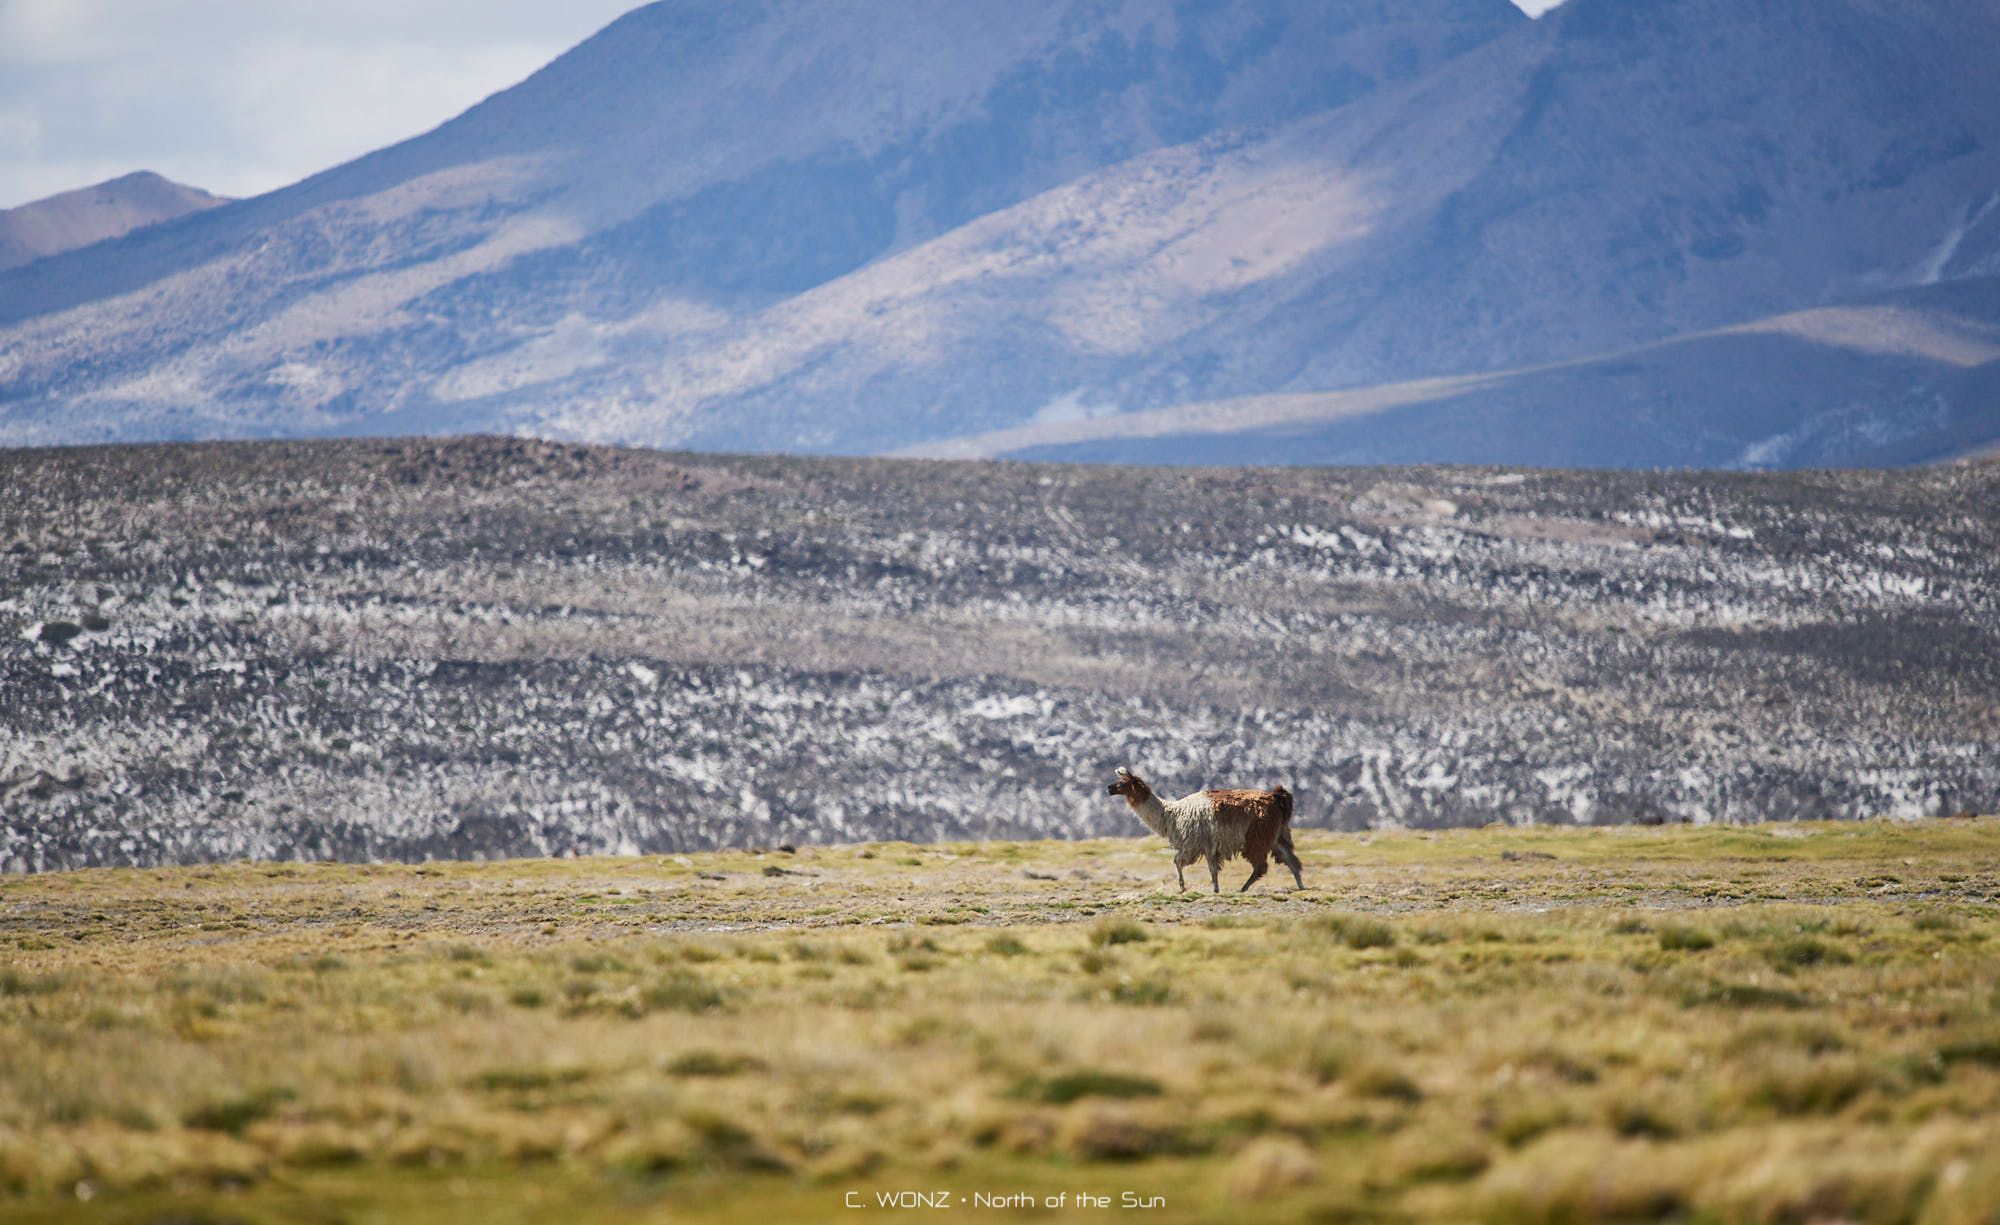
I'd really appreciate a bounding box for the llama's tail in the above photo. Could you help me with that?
[1269,785,1302,887]
[1269,785,1293,826]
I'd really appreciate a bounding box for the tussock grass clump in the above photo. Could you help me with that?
[0,969,67,997]
[1350,1064,1424,1104]
[1524,1048,1600,1085]
[1107,977,1174,1005]
[1682,981,1813,1010]
[1075,948,1115,975]
[1656,923,1715,951]
[1607,1097,1684,1139]
[1059,1103,1201,1161]
[1739,1052,1877,1117]
[1382,1125,1492,1184]
[1478,1135,1694,1225]
[604,1120,699,1177]
[1490,1103,1572,1148]
[1724,1019,1848,1057]
[1936,1035,2000,1068]
[1089,918,1148,946]
[169,965,271,1005]
[1313,912,1396,949]
[664,1051,766,1077]
[473,1066,589,1094]
[1224,1135,1320,1200]
[1009,1070,1163,1105]
[182,1086,296,1136]
[679,1109,790,1173]
[639,972,725,1014]
[1761,936,1852,972]
[1296,1037,1351,1086]
[261,1122,369,1169]
[438,984,496,1014]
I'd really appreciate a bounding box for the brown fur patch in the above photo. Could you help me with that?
[1109,771,1155,806]
[1207,788,1293,866]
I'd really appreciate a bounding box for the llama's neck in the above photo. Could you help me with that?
[1123,792,1174,840]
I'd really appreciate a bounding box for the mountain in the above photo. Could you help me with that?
[0,0,1521,446]
[1,0,1997,467]
[0,171,229,271]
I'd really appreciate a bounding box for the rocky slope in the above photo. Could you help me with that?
[2,438,1994,871]
[1,0,1996,467]
[908,275,2000,468]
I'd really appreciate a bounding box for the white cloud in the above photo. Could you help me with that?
[0,0,640,208]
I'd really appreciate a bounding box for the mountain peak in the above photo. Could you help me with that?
[0,171,230,271]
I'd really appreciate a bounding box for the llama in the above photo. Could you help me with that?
[1105,766,1304,894]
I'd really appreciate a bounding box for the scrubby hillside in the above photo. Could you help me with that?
[1,438,1995,871]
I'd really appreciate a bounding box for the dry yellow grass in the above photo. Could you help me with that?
[2,818,1998,1223]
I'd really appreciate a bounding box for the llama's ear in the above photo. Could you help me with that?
[1115,766,1132,779]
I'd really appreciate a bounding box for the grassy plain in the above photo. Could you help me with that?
[3,819,1999,1224]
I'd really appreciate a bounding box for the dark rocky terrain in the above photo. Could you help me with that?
[2,437,1995,871]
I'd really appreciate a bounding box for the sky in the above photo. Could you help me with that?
[0,0,1566,212]
[0,0,638,209]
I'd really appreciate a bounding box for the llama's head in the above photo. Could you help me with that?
[1106,766,1152,801]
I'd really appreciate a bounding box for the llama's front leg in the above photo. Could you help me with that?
[1174,849,1198,893]
[1206,853,1222,894]
[1239,857,1268,892]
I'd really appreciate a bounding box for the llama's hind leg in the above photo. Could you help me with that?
[1276,830,1304,889]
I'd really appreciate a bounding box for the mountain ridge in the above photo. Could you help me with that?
[1,0,1996,467]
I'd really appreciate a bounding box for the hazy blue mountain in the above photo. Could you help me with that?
[0,171,229,270]
[0,0,1996,467]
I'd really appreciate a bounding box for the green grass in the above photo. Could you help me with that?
[1,819,1998,1222]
